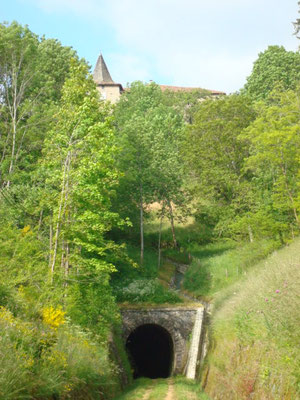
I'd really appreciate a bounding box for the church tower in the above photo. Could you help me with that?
[93,54,123,103]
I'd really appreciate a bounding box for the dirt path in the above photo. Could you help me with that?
[141,386,153,400]
[165,379,176,400]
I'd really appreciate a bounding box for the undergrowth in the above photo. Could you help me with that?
[204,237,300,399]
[183,239,281,300]
[0,288,123,400]
[111,245,182,304]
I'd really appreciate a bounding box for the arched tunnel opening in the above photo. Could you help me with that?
[126,323,174,379]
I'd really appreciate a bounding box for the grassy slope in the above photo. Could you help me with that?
[183,239,280,300]
[113,214,300,399]
[203,238,300,400]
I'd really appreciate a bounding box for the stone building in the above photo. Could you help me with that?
[93,54,225,102]
[93,54,123,103]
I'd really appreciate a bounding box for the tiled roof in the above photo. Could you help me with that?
[159,84,225,95]
[93,54,114,84]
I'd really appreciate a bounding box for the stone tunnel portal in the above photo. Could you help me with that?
[126,323,174,379]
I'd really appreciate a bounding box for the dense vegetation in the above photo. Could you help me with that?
[1,16,300,399]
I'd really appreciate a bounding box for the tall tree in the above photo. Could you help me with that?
[184,94,256,237]
[38,60,125,332]
[242,46,300,101]
[114,81,186,262]
[0,22,78,190]
[241,87,300,237]
[293,1,300,39]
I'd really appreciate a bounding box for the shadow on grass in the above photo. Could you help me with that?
[189,242,235,260]
[182,242,236,299]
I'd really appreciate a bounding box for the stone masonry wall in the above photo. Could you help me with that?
[121,307,204,375]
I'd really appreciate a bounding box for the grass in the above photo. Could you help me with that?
[112,378,153,400]
[203,237,300,399]
[173,376,210,399]
[147,378,169,399]
[111,244,183,305]
[113,377,210,400]
[183,239,281,300]
[0,300,121,400]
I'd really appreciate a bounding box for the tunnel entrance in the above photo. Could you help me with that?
[126,323,173,379]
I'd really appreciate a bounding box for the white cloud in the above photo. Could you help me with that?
[108,53,152,85]
[27,0,299,92]
[102,0,299,92]
[27,0,102,18]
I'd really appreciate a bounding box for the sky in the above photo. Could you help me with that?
[1,0,299,93]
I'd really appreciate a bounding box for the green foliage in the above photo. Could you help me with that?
[240,86,300,237]
[114,81,187,258]
[111,245,182,304]
[242,46,300,101]
[183,239,280,300]
[205,237,300,399]
[184,94,256,238]
[0,22,128,398]
[0,299,120,400]
[0,21,78,189]
[113,278,181,304]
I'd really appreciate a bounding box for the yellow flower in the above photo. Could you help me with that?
[21,225,31,235]
[45,349,68,368]
[0,306,15,324]
[42,306,66,330]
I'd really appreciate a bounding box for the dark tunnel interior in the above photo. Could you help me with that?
[126,324,173,379]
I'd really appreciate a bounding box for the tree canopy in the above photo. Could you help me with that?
[242,45,300,101]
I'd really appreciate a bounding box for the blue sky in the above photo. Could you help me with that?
[1,0,299,93]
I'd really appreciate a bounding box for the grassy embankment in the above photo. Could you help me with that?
[202,237,300,400]
[154,223,300,399]
[113,212,299,399]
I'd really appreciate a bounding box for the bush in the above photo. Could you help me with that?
[0,302,120,399]
[113,278,182,304]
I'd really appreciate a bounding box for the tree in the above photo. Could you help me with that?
[184,94,256,238]
[293,1,300,39]
[241,87,300,237]
[0,22,78,189]
[242,46,300,101]
[114,81,186,263]
[37,60,125,333]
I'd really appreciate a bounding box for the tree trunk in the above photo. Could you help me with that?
[51,152,71,280]
[49,221,53,268]
[280,162,299,225]
[158,203,165,269]
[38,209,43,233]
[168,200,177,248]
[140,184,144,265]
[248,225,254,242]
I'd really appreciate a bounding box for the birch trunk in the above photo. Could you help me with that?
[140,184,144,265]
[168,200,177,248]
[158,203,165,269]
[51,152,71,280]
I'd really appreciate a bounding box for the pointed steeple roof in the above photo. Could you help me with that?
[93,54,114,84]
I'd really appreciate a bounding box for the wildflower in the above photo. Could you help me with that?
[265,298,268,302]
[42,306,66,330]
[275,289,280,293]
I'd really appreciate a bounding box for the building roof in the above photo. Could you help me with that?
[159,84,225,95]
[93,54,114,84]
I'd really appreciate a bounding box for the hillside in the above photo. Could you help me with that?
[202,237,300,399]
